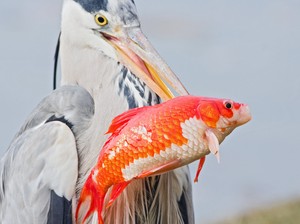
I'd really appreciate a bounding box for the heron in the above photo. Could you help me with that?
[58,0,194,223]
[1,0,195,223]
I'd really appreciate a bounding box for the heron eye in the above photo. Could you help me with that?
[95,14,108,26]
[224,101,233,109]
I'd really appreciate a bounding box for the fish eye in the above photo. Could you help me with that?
[224,101,233,109]
[95,14,108,26]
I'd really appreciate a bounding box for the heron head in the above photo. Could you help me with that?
[61,0,188,101]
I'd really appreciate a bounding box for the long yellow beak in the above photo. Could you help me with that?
[102,27,189,101]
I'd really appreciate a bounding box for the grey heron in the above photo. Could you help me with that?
[58,0,194,223]
[1,0,194,223]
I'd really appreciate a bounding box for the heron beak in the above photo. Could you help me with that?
[101,27,189,101]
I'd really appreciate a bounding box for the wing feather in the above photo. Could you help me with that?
[0,121,78,224]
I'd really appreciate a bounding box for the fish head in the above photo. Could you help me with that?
[197,97,252,139]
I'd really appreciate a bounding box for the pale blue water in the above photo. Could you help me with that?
[1,1,300,223]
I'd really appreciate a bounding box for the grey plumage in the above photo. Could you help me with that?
[0,86,94,223]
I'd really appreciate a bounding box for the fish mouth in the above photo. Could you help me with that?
[100,27,189,101]
[238,104,252,125]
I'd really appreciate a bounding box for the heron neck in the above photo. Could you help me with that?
[59,39,160,194]
[60,39,127,181]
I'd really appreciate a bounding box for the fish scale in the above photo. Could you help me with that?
[76,95,251,224]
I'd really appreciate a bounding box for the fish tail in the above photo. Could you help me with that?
[76,175,106,224]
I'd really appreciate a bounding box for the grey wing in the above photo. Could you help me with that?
[0,121,78,224]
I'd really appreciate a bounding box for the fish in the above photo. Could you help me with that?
[75,95,251,224]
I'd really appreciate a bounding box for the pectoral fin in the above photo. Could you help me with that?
[205,129,220,163]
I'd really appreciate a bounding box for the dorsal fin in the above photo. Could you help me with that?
[100,106,153,157]
[106,105,151,134]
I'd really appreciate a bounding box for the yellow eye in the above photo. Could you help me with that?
[95,14,108,26]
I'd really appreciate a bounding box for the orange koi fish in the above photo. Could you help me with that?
[76,95,251,223]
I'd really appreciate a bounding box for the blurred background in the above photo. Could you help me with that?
[1,0,299,223]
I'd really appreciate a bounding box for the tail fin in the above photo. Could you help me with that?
[76,175,106,224]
